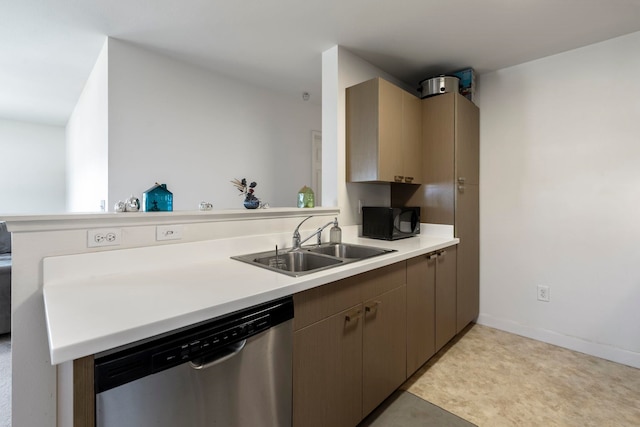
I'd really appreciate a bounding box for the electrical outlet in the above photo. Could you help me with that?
[537,285,550,302]
[87,228,122,248]
[156,225,183,241]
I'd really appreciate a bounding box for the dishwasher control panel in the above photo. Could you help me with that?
[94,296,293,394]
[151,314,270,371]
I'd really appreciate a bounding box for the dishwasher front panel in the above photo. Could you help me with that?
[96,319,292,427]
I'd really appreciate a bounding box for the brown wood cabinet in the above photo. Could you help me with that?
[392,92,479,334]
[406,253,436,376]
[293,304,363,427]
[346,77,422,184]
[362,284,407,416]
[406,246,457,376]
[434,246,457,352]
[292,262,406,427]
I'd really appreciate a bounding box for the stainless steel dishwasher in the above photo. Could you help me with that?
[94,296,293,427]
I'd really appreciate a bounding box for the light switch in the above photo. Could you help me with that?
[156,225,184,241]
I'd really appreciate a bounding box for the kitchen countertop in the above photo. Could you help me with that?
[43,225,458,364]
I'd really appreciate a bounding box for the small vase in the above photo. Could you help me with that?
[244,198,260,209]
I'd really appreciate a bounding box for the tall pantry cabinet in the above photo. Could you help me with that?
[392,91,480,334]
[424,92,479,333]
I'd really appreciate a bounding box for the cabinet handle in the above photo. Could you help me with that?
[345,309,361,322]
[458,185,465,193]
[365,301,381,313]
[428,253,438,260]
[458,177,466,184]
[394,175,404,182]
[404,176,414,183]
[437,250,446,258]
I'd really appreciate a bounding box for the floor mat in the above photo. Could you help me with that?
[359,390,476,427]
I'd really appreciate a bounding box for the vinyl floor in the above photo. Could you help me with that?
[401,324,640,427]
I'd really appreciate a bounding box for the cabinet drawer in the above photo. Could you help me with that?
[360,262,406,301]
[293,262,406,331]
[294,274,361,330]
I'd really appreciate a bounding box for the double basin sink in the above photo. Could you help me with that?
[232,243,396,277]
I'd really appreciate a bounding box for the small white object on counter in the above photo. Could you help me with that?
[43,225,457,364]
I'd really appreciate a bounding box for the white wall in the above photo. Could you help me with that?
[66,39,109,212]
[107,39,321,211]
[0,118,65,214]
[321,46,414,226]
[477,31,640,368]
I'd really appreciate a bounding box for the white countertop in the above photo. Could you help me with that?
[43,225,458,364]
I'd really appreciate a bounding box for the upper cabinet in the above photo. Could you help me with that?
[419,91,479,223]
[346,78,422,184]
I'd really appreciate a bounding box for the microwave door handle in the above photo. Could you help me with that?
[411,210,419,231]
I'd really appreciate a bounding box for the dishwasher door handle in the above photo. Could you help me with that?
[190,339,247,370]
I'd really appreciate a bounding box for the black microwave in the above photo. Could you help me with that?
[362,207,420,240]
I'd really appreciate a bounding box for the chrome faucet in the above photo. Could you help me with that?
[291,216,337,250]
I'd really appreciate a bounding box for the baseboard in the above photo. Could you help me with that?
[476,313,640,369]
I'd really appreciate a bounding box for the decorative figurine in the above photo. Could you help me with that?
[231,178,260,209]
[297,185,315,208]
[143,183,173,212]
[114,201,126,212]
[125,195,140,212]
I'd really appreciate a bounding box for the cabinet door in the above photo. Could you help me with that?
[406,254,436,376]
[362,285,407,416]
[421,93,455,225]
[435,246,457,352]
[293,304,363,427]
[347,78,380,182]
[402,90,422,184]
[347,78,418,183]
[456,184,479,332]
[378,78,404,182]
[455,94,480,186]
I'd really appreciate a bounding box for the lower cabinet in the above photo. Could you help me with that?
[435,246,457,352]
[362,284,407,416]
[406,246,457,377]
[293,262,406,427]
[406,253,436,376]
[293,304,363,427]
[293,247,458,427]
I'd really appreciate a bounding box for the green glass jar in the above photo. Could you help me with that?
[297,186,315,208]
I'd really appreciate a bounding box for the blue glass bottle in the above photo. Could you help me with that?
[143,183,173,212]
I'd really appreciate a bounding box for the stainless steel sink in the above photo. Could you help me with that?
[305,243,394,259]
[231,243,395,277]
[254,251,344,273]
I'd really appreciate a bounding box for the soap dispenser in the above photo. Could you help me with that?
[329,217,342,244]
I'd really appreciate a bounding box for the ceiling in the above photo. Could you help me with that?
[3,0,640,126]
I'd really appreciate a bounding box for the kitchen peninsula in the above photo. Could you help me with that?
[5,208,459,426]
